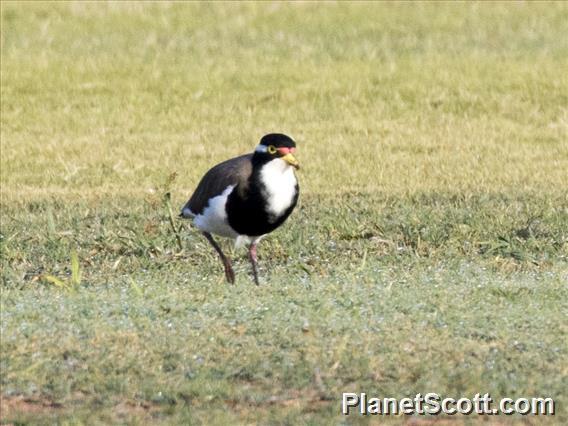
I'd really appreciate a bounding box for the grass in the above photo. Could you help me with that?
[1,2,567,424]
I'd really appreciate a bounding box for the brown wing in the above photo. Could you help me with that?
[181,154,253,216]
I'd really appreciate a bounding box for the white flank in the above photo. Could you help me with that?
[235,234,264,248]
[193,185,239,238]
[259,158,298,221]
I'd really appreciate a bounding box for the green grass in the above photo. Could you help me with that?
[1,2,567,424]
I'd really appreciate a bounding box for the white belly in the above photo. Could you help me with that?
[259,159,298,220]
[193,185,239,238]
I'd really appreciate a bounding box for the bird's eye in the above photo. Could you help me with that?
[267,145,277,154]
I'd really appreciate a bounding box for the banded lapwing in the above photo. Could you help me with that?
[181,133,300,285]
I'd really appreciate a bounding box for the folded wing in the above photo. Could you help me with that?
[181,154,253,217]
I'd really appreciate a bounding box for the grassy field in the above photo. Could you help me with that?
[1,2,567,424]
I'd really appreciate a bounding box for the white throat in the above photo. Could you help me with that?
[259,158,297,221]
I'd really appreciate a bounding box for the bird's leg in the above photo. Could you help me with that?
[202,232,235,284]
[248,241,260,286]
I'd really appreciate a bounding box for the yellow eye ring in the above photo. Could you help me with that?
[267,145,277,154]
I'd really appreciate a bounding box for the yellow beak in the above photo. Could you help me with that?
[282,153,300,170]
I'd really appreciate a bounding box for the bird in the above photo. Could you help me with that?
[180,133,300,285]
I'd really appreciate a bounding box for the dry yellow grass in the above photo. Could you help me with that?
[1,3,567,203]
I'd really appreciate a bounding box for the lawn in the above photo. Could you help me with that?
[1,2,567,424]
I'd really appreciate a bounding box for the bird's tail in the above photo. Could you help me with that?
[179,202,195,219]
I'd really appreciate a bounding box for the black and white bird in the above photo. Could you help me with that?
[180,133,300,285]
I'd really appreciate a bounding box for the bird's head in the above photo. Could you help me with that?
[254,133,299,170]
